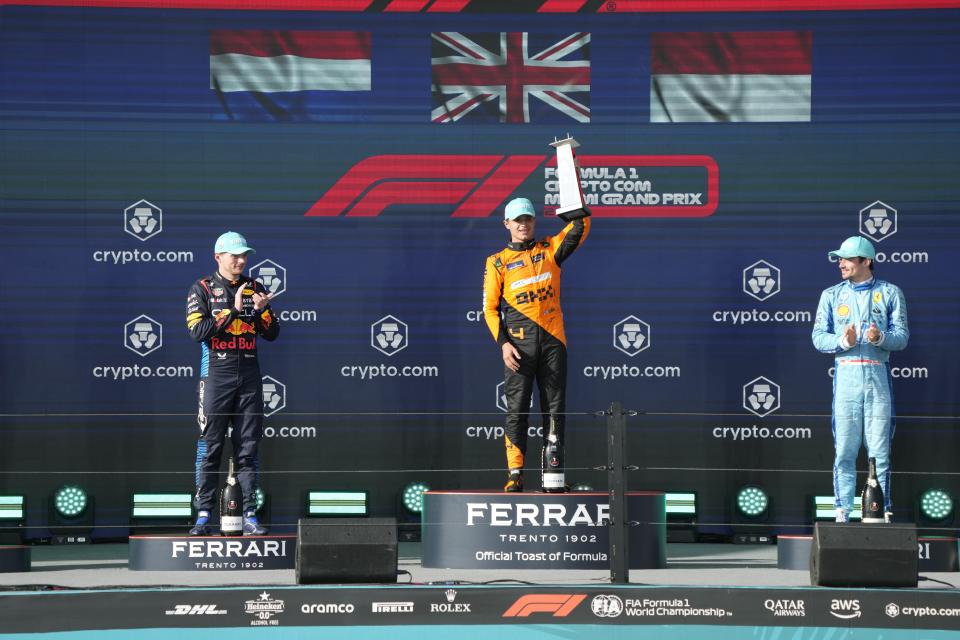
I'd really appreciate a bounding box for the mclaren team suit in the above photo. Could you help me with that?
[483,215,590,484]
[186,272,280,513]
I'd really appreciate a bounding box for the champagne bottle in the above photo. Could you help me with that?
[541,416,565,493]
[861,457,885,524]
[219,457,243,536]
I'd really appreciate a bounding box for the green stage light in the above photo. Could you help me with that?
[814,495,862,521]
[54,486,88,518]
[0,496,25,521]
[255,487,266,513]
[131,493,191,518]
[570,483,595,492]
[736,486,768,518]
[666,492,697,516]
[402,482,430,515]
[920,489,954,522]
[307,491,367,516]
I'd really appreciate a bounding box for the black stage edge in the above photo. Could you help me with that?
[129,535,296,571]
[0,545,30,573]
[2,585,960,634]
[422,491,666,570]
[778,535,959,572]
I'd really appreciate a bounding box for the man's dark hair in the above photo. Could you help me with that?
[853,257,875,272]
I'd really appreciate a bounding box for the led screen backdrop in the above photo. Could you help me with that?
[1,0,959,537]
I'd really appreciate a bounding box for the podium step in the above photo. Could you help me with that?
[129,535,295,571]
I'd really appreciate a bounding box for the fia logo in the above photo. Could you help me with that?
[591,595,624,618]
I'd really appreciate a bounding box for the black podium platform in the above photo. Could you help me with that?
[778,534,958,572]
[0,546,30,573]
[129,535,296,571]
[422,491,666,570]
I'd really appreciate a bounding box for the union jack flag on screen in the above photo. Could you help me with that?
[431,32,591,124]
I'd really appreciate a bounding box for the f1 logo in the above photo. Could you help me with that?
[306,154,718,218]
[502,594,587,618]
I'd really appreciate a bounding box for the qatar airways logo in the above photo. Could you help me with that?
[305,154,718,218]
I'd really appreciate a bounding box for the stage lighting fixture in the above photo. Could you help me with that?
[130,492,192,535]
[665,492,697,543]
[570,483,595,492]
[736,486,768,518]
[402,482,430,515]
[732,486,773,544]
[54,486,87,518]
[49,485,93,544]
[131,493,191,518]
[919,489,954,523]
[255,487,266,513]
[0,495,25,522]
[307,491,367,516]
[813,495,862,521]
[0,495,26,544]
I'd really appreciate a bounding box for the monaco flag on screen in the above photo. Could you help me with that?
[650,31,812,123]
[210,30,371,121]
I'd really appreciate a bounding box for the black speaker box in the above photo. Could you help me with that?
[296,517,398,584]
[810,522,918,587]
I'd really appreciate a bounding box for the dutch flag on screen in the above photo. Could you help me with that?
[650,31,812,123]
[210,30,371,121]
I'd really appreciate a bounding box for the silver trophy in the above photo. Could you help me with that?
[549,134,590,221]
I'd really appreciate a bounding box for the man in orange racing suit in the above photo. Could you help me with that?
[483,197,590,492]
[186,231,280,536]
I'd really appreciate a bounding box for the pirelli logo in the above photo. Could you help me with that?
[502,594,587,618]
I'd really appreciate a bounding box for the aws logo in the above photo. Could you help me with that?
[829,599,861,619]
[305,154,718,218]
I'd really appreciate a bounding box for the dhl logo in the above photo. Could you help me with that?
[502,594,586,618]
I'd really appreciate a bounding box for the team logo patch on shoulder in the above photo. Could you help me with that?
[506,259,525,271]
[837,304,850,318]
[531,253,545,264]
[873,291,883,304]
[493,257,503,269]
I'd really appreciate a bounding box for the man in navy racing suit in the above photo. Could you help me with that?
[186,231,280,535]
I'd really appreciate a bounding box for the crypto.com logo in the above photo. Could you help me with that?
[124,315,162,357]
[502,594,587,618]
[305,154,718,218]
[859,200,897,242]
[613,316,651,356]
[261,376,286,417]
[124,199,162,241]
[371,315,408,356]
[250,260,287,298]
[743,260,780,301]
[743,376,780,418]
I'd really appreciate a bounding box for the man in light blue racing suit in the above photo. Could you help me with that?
[812,236,909,523]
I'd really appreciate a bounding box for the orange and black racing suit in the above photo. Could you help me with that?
[186,272,279,513]
[483,215,590,479]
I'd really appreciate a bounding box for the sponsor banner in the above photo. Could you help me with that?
[128,535,296,571]
[421,492,666,570]
[3,586,960,633]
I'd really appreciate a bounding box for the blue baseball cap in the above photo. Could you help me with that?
[828,236,876,260]
[504,197,536,221]
[214,231,255,255]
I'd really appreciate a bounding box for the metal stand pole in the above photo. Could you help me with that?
[607,401,629,584]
